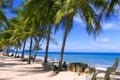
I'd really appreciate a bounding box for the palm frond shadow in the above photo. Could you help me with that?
[0,62,26,67]
[0,78,13,80]
[48,71,60,77]
[16,66,51,76]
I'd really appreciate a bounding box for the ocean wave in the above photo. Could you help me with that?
[94,64,120,70]
[94,64,111,68]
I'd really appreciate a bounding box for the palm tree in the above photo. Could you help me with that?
[42,0,58,64]
[0,0,13,55]
[23,0,59,64]
[0,32,12,56]
[13,39,22,58]
[27,28,44,64]
[8,5,29,58]
[0,10,8,25]
[14,8,28,58]
[0,0,13,25]
[55,0,106,70]
[0,15,26,56]
[21,41,26,58]
[21,0,107,67]
[7,1,47,64]
[0,0,12,8]
[23,17,45,64]
[106,0,120,18]
[4,27,22,57]
[32,38,42,62]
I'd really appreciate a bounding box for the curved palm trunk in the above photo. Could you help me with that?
[38,37,42,44]
[6,46,10,56]
[33,37,42,62]
[59,26,69,70]
[33,51,37,62]
[21,41,26,58]
[28,37,33,64]
[15,48,18,58]
[2,48,5,56]
[3,48,6,56]
[44,24,52,63]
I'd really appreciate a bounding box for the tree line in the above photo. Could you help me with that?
[0,0,119,70]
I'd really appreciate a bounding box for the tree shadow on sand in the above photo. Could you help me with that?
[48,71,60,77]
[97,77,120,80]
[0,78,13,80]
[0,62,17,67]
[0,62,27,67]
[0,66,51,76]
[15,66,51,76]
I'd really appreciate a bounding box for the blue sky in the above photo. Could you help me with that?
[6,0,120,52]
[45,15,120,52]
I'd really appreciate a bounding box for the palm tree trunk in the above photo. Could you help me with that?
[38,37,42,44]
[6,46,10,56]
[59,26,69,70]
[44,24,52,63]
[21,41,26,58]
[3,47,6,56]
[33,51,37,62]
[15,48,18,58]
[28,37,33,64]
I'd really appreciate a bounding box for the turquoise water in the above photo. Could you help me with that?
[17,51,120,70]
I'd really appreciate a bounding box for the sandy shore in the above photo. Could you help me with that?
[0,53,120,80]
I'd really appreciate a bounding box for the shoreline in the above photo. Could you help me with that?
[0,53,120,80]
[8,52,120,70]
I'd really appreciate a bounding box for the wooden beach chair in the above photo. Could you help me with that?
[90,58,119,80]
[111,58,119,73]
[104,58,119,80]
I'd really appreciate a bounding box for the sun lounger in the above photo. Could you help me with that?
[104,58,119,80]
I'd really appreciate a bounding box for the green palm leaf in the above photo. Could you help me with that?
[0,10,7,22]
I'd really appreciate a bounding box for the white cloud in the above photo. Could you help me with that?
[103,23,114,29]
[102,23,120,30]
[41,43,62,52]
[66,42,77,45]
[64,42,120,52]
[88,41,120,52]
[95,44,120,51]
[65,46,93,51]
[100,37,110,43]
[37,41,120,52]
[74,15,120,30]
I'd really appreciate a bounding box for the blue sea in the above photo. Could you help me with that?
[16,51,120,70]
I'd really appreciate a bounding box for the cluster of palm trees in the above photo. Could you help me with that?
[0,0,119,70]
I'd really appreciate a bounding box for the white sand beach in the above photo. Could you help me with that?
[0,54,120,80]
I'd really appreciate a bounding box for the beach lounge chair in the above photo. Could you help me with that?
[111,58,119,73]
[91,73,97,80]
[104,58,119,80]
